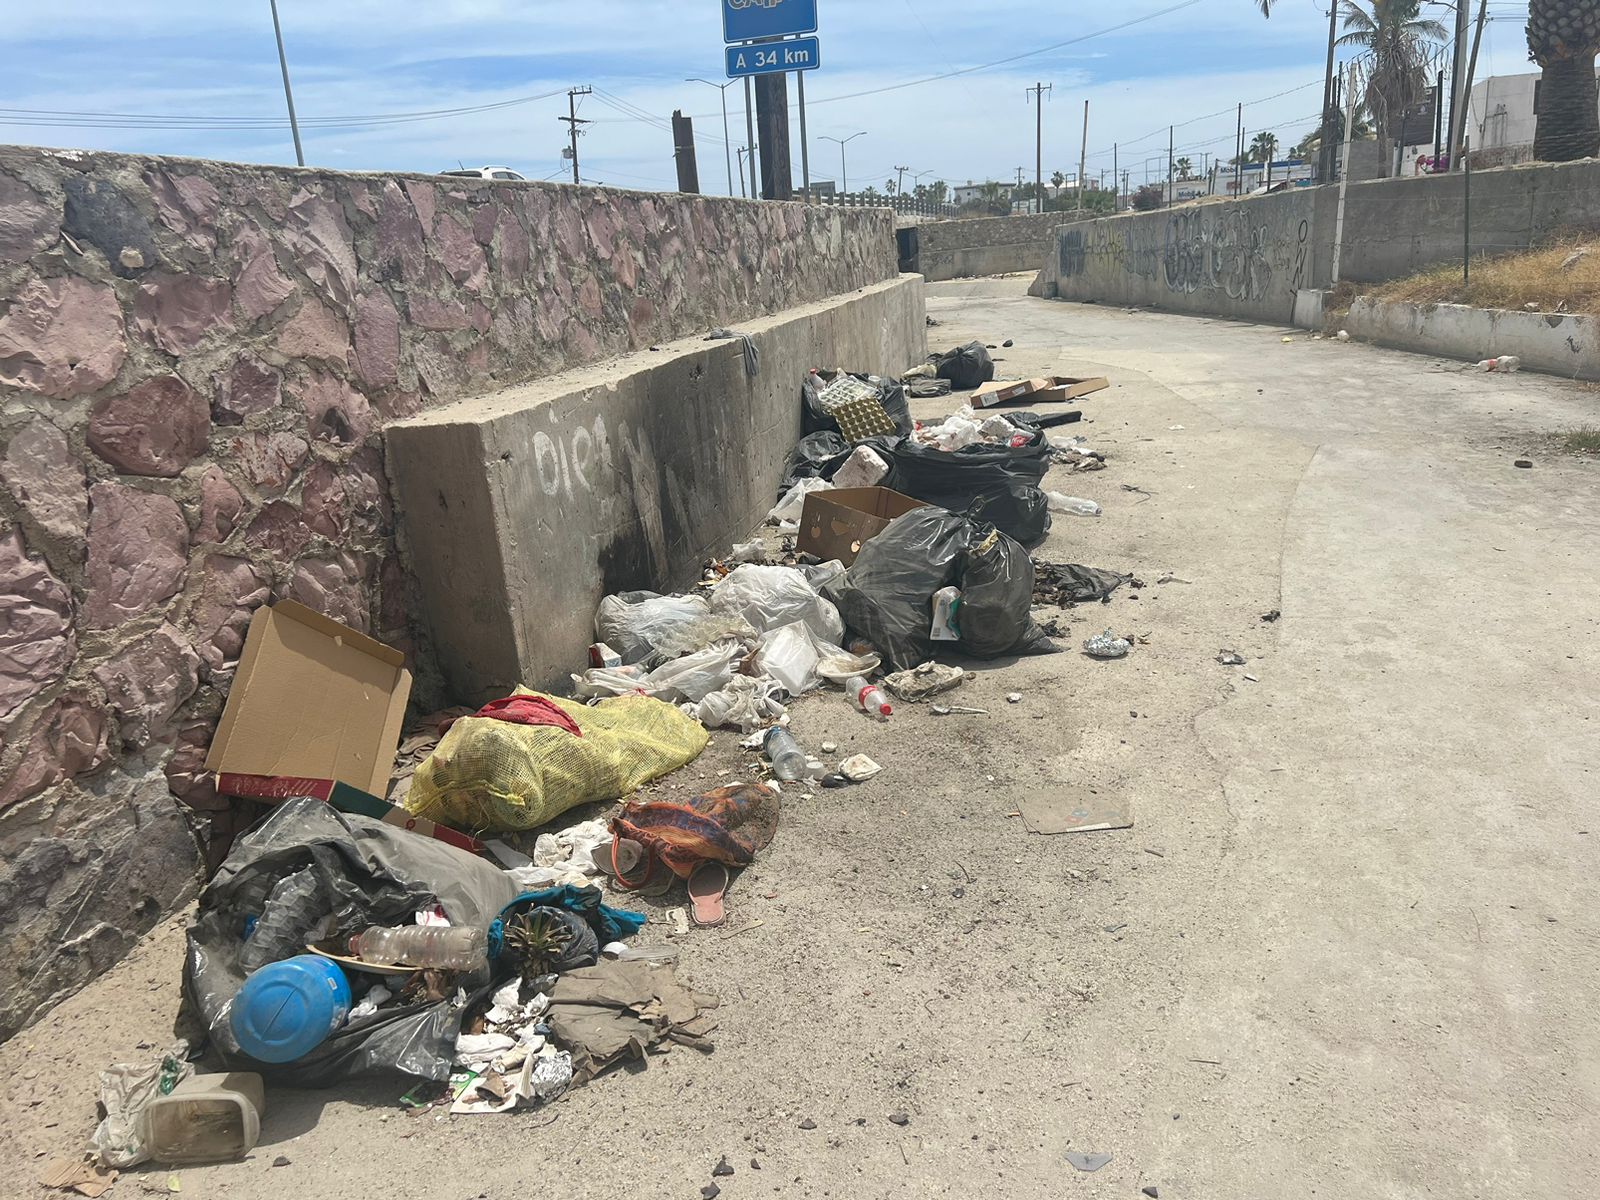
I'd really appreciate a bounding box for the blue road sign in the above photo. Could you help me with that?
[726,36,820,78]
[722,0,818,44]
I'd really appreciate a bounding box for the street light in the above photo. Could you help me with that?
[268,0,305,166]
[819,132,866,194]
[686,77,736,197]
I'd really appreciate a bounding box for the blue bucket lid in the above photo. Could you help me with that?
[231,955,352,1064]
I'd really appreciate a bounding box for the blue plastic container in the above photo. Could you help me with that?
[230,955,352,1064]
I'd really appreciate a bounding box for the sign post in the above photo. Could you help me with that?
[721,0,821,202]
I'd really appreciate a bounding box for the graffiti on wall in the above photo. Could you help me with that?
[1162,208,1274,301]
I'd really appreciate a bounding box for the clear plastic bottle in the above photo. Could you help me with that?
[763,727,808,782]
[349,924,487,971]
[845,675,892,719]
[239,868,327,973]
[1046,492,1102,517]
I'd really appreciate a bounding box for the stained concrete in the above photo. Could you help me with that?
[385,275,925,700]
[1347,296,1600,379]
[917,212,1062,282]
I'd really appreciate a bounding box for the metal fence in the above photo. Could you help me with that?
[811,192,960,218]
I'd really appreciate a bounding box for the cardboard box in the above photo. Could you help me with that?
[205,600,413,799]
[799,486,928,566]
[217,773,484,855]
[972,375,1109,408]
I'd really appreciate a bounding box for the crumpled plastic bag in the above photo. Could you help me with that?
[919,405,986,452]
[595,592,712,665]
[90,1047,194,1168]
[684,675,786,731]
[768,478,831,528]
[710,564,844,645]
[571,643,744,703]
[755,621,825,696]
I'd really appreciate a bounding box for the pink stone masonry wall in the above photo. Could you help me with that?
[0,143,897,1037]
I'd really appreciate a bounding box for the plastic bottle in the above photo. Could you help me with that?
[763,727,808,782]
[845,675,892,719]
[1046,491,1103,517]
[238,868,327,973]
[349,924,488,971]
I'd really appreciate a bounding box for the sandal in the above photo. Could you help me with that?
[687,862,730,928]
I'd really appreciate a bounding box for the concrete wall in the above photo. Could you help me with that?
[1039,160,1600,325]
[1044,189,1318,324]
[387,276,925,700]
[1346,297,1600,379]
[0,143,897,1038]
[918,212,1064,282]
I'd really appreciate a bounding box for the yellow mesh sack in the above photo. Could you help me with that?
[403,691,709,834]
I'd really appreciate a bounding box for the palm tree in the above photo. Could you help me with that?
[1527,0,1600,160]
[1051,170,1066,189]
[1174,156,1194,179]
[1294,100,1375,157]
[1249,132,1280,162]
[1338,0,1447,176]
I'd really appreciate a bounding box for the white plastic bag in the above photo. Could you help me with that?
[979,414,1018,442]
[91,1047,194,1168]
[570,664,650,698]
[641,641,744,703]
[768,478,831,528]
[830,445,890,489]
[686,674,787,731]
[594,592,711,664]
[756,621,824,696]
[710,564,844,645]
[919,404,985,452]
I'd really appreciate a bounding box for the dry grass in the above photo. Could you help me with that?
[1361,234,1600,315]
[1558,426,1600,456]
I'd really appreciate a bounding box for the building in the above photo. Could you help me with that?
[1467,68,1600,167]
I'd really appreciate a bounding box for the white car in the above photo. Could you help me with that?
[440,166,526,181]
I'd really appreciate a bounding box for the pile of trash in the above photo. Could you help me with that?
[72,343,1146,1179]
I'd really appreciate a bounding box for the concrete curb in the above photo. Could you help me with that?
[1346,297,1600,380]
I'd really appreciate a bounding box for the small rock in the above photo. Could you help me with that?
[799,1118,817,1130]
[1261,609,1281,623]
[1216,650,1246,666]
[701,1186,721,1200]
[820,741,837,753]
[272,1156,291,1168]
[1003,339,1014,347]
[1523,302,1539,312]
[888,1112,910,1126]
[1006,692,1022,704]
[952,886,966,899]
[1336,329,1350,342]
[712,1158,734,1178]
[819,773,851,789]
[750,1159,761,1170]
[1514,459,1533,469]
[1143,1188,1160,1198]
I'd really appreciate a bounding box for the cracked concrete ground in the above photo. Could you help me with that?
[3,277,1597,1200]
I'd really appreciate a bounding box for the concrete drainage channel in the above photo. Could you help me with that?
[36,306,1152,1178]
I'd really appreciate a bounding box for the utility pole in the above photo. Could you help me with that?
[672,111,700,193]
[1235,103,1244,197]
[1166,125,1174,208]
[797,72,812,201]
[687,78,736,196]
[1113,143,1119,210]
[1078,99,1089,215]
[561,86,592,185]
[754,73,792,200]
[1447,0,1469,169]
[1026,82,1052,215]
[268,0,305,167]
[736,147,750,198]
[895,165,909,195]
[1318,0,1339,182]
[1457,0,1489,168]
[820,132,865,194]
[743,77,759,198]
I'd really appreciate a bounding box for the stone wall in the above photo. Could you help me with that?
[1043,190,1318,324]
[917,212,1063,282]
[0,143,897,1039]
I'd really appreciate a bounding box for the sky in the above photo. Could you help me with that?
[1,0,1535,195]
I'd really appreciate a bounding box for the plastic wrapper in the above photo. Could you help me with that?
[710,564,844,645]
[571,642,742,704]
[768,478,831,528]
[685,674,786,731]
[755,621,825,696]
[181,799,519,1086]
[651,612,757,658]
[91,1048,194,1167]
[595,592,712,665]
[822,507,1059,671]
[930,342,995,390]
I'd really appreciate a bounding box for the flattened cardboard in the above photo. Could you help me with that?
[205,600,412,798]
[217,773,484,855]
[799,486,928,566]
[972,375,1110,408]
[1018,790,1133,835]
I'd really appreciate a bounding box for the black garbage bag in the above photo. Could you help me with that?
[930,342,995,391]
[878,433,1053,545]
[802,371,914,439]
[180,798,518,1086]
[822,507,1059,671]
[779,430,850,495]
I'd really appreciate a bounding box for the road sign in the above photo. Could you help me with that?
[722,0,818,44]
[726,36,820,79]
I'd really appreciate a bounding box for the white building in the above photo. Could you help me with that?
[1468,68,1600,166]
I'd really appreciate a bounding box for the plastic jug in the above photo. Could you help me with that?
[143,1073,265,1165]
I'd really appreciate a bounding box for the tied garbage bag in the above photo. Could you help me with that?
[595,592,711,665]
[879,424,1053,545]
[930,342,996,390]
[822,507,1059,671]
[406,692,708,834]
[181,798,518,1085]
[710,564,845,645]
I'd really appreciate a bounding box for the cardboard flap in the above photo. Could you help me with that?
[798,486,928,566]
[204,601,413,797]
